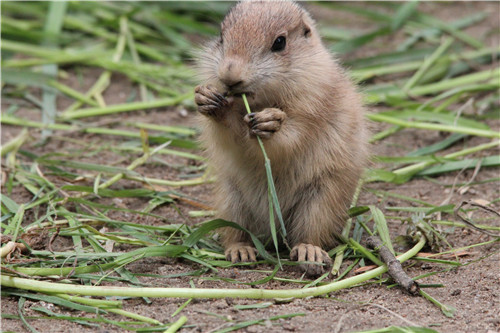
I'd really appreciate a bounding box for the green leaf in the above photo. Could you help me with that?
[418,155,500,176]
[348,206,370,218]
[369,206,395,254]
[407,133,467,157]
[0,195,20,213]
[36,159,141,177]
[233,302,273,310]
[331,26,391,54]
[391,1,419,31]
[419,289,457,318]
[60,185,153,198]
[1,68,52,87]
[4,291,105,314]
[349,326,439,333]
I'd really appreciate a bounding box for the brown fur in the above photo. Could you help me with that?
[195,0,369,275]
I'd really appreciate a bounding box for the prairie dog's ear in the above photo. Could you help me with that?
[301,11,316,38]
[303,23,311,38]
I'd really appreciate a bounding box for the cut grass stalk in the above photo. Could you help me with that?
[417,155,499,176]
[1,39,101,59]
[416,13,483,49]
[115,146,204,161]
[353,45,498,81]
[171,299,192,317]
[126,175,215,188]
[131,122,197,136]
[48,80,99,107]
[366,68,500,103]
[2,116,200,153]
[18,297,38,333]
[64,14,127,112]
[97,141,171,191]
[403,37,454,91]
[367,113,500,139]
[41,1,67,139]
[60,92,192,120]
[0,234,426,299]
[419,289,456,317]
[53,293,122,308]
[0,128,29,157]
[2,114,74,130]
[123,17,149,102]
[165,316,188,333]
[348,238,384,266]
[393,140,499,177]
[10,204,26,243]
[430,220,500,232]
[107,308,162,325]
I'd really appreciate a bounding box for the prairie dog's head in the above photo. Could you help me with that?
[197,0,326,105]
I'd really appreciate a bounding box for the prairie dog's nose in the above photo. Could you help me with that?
[218,59,244,89]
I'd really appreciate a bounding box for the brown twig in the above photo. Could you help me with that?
[454,200,500,237]
[48,228,60,253]
[53,256,79,282]
[1,266,33,279]
[366,236,420,295]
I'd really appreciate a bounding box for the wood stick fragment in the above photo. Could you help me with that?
[366,236,420,295]
[454,200,500,237]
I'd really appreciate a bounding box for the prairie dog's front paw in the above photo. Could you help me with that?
[194,85,231,118]
[290,243,332,277]
[225,242,257,263]
[243,108,286,139]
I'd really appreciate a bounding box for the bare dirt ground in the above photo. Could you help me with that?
[1,2,499,333]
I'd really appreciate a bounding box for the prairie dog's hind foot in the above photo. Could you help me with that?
[290,243,332,277]
[243,108,286,139]
[225,242,257,263]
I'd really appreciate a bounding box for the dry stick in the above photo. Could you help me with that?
[454,201,500,237]
[366,236,420,295]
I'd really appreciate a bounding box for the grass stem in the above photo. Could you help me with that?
[0,234,426,299]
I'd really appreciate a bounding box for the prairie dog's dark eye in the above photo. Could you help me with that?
[271,36,286,52]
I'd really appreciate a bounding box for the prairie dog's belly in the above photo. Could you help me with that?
[228,162,303,239]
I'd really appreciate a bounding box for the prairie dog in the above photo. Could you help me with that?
[195,0,368,275]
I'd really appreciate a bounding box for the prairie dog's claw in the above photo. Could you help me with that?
[195,85,230,118]
[290,243,332,277]
[225,242,257,263]
[243,108,286,139]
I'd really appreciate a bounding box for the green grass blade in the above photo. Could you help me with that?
[369,206,395,254]
[391,1,419,31]
[403,37,454,91]
[60,93,192,120]
[41,1,67,139]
